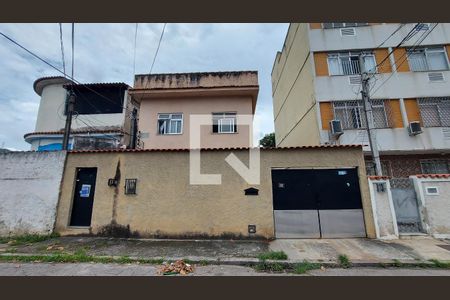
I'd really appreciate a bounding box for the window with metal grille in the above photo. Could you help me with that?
[420,159,450,174]
[327,52,376,76]
[365,160,392,177]
[418,97,450,127]
[407,46,449,72]
[333,99,391,129]
[212,112,237,133]
[124,179,137,195]
[157,113,183,135]
[323,23,368,29]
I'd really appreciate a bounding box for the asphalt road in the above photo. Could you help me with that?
[1,263,450,276]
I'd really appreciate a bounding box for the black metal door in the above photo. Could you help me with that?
[272,168,366,238]
[69,168,97,227]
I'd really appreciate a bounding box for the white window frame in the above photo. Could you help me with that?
[212,112,237,134]
[333,100,390,129]
[322,23,368,29]
[418,97,450,127]
[157,113,183,135]
[327,51,377,76]
[407,46,450,72]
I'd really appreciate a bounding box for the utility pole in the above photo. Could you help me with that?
[129,108,138,149]
[359,54,382,176]
[62,91,75,150]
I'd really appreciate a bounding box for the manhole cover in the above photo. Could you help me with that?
[437,244,450,251]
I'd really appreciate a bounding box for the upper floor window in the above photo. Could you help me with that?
[323,23,368,29]
[333,99,391,129]
[157,113,183,135]
[328,52,376,76]
[407,46,449,72]
[418,97,450,127]
[420,159,450,174]
[212,112,237,134]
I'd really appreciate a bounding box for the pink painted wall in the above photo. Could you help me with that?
[138,95,253,149]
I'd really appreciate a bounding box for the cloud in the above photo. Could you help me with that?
[0,23,288,150]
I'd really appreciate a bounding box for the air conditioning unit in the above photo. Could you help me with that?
[408,121,423,136]
[330,120,344,138]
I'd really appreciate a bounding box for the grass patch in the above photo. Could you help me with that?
[0,233,60,246]
[338,254,351,268]
[254,262,285,272]
[257,251,288,261]
[430,259,450,269]
[0,253,164,265]
[392,259,403,268]
[293,260,321,274]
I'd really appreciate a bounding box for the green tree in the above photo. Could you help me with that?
[259,132,276,148]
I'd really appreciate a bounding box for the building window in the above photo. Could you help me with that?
[333,100,391,129]
[323,23,368,29]
[328,52,376,75]
[157,113,183,135]
[124,179,137,195]
[420,159,450,174]
[418,97,450,127]
[407,46,449,72]
[212,112,237,134]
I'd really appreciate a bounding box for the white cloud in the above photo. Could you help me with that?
[0,23,288,150]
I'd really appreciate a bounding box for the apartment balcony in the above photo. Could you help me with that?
[309,23,450,52]
[320,127,450,154]
[314,70,450,102]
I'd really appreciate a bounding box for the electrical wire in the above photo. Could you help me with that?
[0,30,134,114]
[135,23,167,100]
[370,23,438,97]
[59,23,66,76]
[133,23,138,79]
[71,23,74,79]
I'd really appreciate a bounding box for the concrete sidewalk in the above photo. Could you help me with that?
[2,235,450,265]
[1,263,450,276]
[270,236,450,263]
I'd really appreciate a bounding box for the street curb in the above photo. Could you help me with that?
[0,252,443,268]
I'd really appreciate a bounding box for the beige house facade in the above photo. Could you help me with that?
[54,146,376,239]
[129,71,259,149]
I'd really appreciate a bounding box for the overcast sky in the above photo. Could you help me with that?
[0,23,289,150]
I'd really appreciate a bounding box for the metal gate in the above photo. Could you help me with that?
[390,178,423,233]
[272,168,366,238]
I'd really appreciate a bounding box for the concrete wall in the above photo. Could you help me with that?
[138,95,253,149]
[368,178,398,239]
[55,147,375,239]
[0,151,67,236]
[271,23,320,147]
[412,175,450,238]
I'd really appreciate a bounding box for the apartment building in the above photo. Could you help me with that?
[25,77,138,151]
[272,23,450,178]
[129,71,259,149]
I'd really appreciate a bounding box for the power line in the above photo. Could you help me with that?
[149,23,166,75]
[59,23,66,76]
[134,23,167,100]
[370,23,438,97]
[0,30,133,114]
[133,23,138,78]
[374,23,405,49]
[71,23,74,79]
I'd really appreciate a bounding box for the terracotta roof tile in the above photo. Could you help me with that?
[24,129,124,139]
[68,144,362,154]
[416,174,450,179]
[367,175,390,180]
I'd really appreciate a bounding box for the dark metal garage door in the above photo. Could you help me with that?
[272,168,366,238]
